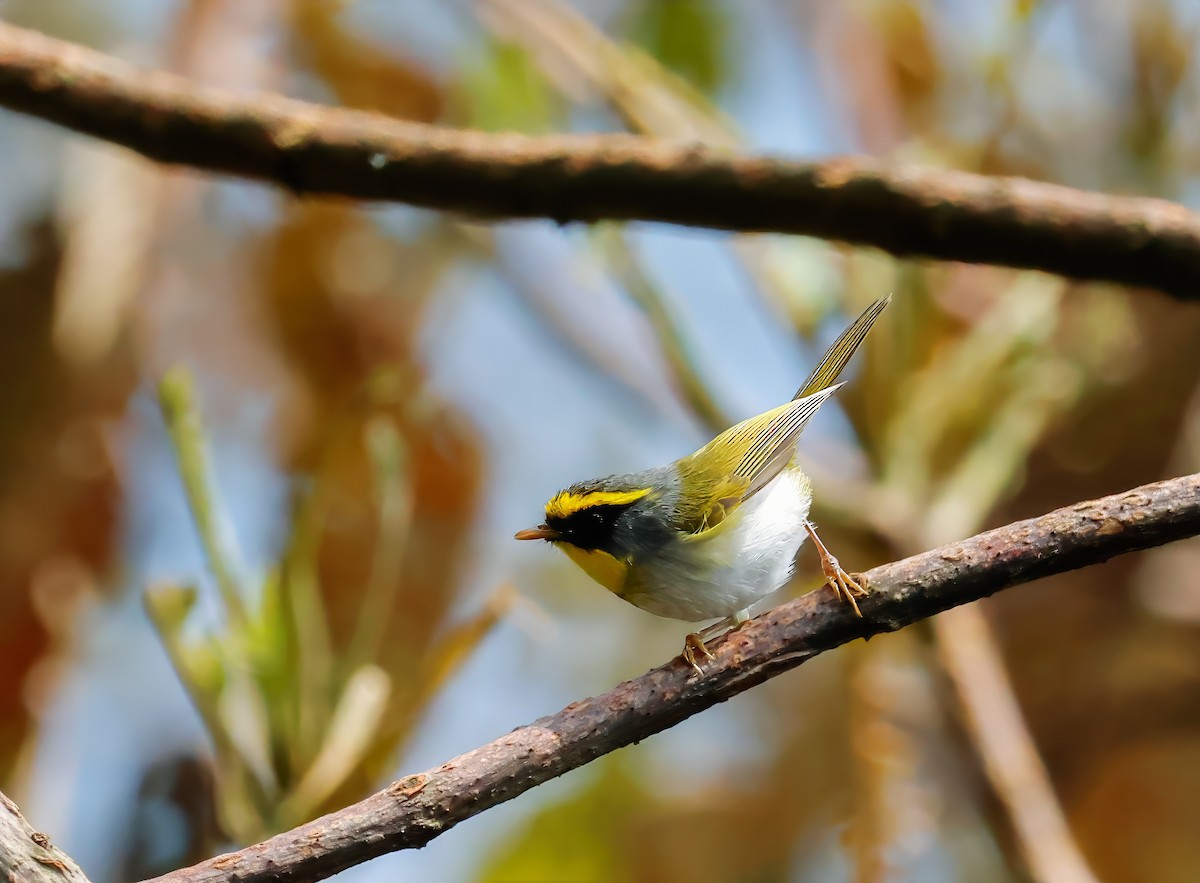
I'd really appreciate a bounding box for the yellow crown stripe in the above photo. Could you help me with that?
[546,487,650,519]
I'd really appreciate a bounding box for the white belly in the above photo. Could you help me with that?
[623,468,813,622]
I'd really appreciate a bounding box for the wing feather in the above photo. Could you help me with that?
[676,385,840,533]
[673,295,889,536]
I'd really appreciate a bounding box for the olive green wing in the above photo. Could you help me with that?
[673,294,890,536]
[674,385,841,535]
[794,295,890,399]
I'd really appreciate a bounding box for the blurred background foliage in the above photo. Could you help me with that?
[0,1,1198,881]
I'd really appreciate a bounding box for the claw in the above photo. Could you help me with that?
[682,632,716,676]
[804,521,867,617]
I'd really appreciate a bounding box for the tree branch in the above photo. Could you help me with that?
[3,22,1200,298]
[0,791,92,883]
[140,472,1200,883]
[933,606,1099,883]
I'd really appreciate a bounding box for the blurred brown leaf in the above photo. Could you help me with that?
[0,220,132,782]
[291,0,443,122]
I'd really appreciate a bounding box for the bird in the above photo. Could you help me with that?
[516,296,889,674]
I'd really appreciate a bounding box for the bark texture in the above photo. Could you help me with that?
[0,791,92,883]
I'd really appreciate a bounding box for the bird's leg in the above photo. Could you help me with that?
[681,608,751,676]
[804,520,866,617]
[728,607,751,630]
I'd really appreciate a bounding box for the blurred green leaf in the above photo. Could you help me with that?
[458,39,561,132]
[279,664,392,825]
[345,416,411,675]
[179,638,226,699]
[143,583,199,636]
[627,0,728,93]
[158,367,248,625]
[879,274,1064,502]
[219,673,278,796]
[478,760,643,883]
[275,498,336,774]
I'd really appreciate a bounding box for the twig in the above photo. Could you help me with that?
[3,23,1200,297]
[598,229,732,432]
[933,608,1099,883]
[141,473,1200,883]
[0,791,92,883]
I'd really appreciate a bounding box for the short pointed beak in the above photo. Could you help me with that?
[515,524,559,541]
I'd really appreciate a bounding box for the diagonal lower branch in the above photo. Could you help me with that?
[142,472,1200,883]
[3,22,1200,297]
[0,792,92,883]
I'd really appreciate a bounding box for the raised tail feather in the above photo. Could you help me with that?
[793,295,891,400]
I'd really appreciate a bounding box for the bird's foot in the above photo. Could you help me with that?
[682,632,716,676]
[680,609,751,675]
[804,521,867,617]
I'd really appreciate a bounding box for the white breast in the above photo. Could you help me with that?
[623,467,814,622]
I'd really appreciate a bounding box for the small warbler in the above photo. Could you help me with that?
[517,296,889,673]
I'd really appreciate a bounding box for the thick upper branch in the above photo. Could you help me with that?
[143,473,1200,883]
[2,22,1200,297]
